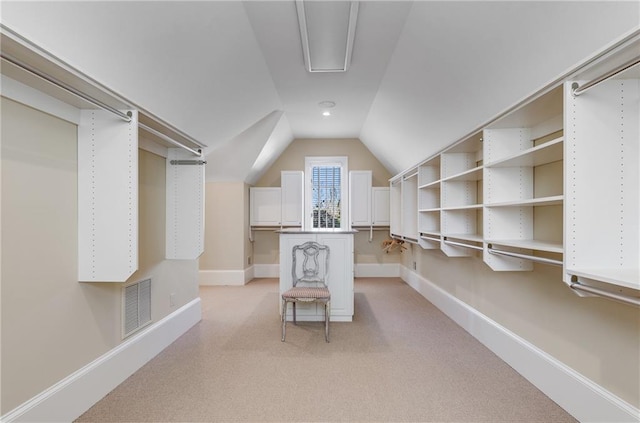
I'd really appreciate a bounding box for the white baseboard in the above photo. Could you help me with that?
[253,264,280,278]
[400,266,639,423]
[199,269,248,286]
[355,263,400,278]
[2,298,202,423]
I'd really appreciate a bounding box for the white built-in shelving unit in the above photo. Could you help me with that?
[483,87,564,271]
[441,132,484,257]
[389,39,640,305]
[417,156,441,249]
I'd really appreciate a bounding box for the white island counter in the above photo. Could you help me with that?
[279,229,356,322]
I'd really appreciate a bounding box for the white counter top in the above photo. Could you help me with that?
[277,228,358,234]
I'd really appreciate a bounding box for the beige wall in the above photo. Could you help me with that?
[401,245,640,407]
[253,138,402,265]
[201,181,248,271]
[0,97,199,413]
[257,138,392,187]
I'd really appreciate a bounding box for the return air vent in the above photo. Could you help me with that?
[123,278,151,338]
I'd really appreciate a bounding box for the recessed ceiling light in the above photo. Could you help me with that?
[318,101,336,108]
[322,110,331,117]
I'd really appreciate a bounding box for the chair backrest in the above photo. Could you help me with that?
[291,241,330,288]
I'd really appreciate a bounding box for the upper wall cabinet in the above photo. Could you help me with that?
[250,171,303,227]
[78,109,139,282]
[372,187,390,227]
[350,171,390,229]
[349,171,372,226]
[281,171,304,226]
[250,187,282,226]
[564,73,639,292]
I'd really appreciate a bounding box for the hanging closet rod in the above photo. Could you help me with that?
[170,160,206,165]
[420,235,440,243]
[139,123,202,157]
[569,280,640,307]
[1,52,132,122]
[572,55,640,96]
[443,239,483,251]
[487,245,563,267]
[403,171,418,180]
[2,49,205,157]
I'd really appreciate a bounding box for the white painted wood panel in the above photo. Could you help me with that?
[564,79,640,290]
[349,170,372,227]
[166,148,205,260]
[78,109,138,282]
[281,171,303,226]
[249,187,281,226]
[372,187,390,226]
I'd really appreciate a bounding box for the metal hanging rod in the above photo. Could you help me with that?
[170,159,207,166]
[403,171,418,180]
[572,55,640,97]
[444,238,483,251]
[139,123,202,157]
[569,279,640,307]
[1,52,133,122]
[487,245,563,267]
[420,235,441,243]
[2,45,206,157]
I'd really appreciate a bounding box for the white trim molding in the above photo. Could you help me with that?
[253,264,280,278]
[1,298,202,423]
[400,265,640,423]
[199,269,249,286]
[355,263,400,278]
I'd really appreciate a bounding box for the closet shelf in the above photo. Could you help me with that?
[441,204,483,211]
[442,166,483,182]
[418,180,441,189]
[485,136,564,168]
[485,195,563,207]
[419,208,441,213]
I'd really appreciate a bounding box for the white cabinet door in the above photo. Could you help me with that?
[250,187,281,226]
[349,170,372,226]
[372,187,390,226]
[281,171,303,227]
[317,233,354,319]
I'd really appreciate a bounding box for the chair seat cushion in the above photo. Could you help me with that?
[282,286,330,300]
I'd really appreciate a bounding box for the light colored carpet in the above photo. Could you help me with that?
[76,278,575,422]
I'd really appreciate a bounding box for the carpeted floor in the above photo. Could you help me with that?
[76,278,575,422]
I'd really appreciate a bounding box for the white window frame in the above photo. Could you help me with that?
[304,156,349,230]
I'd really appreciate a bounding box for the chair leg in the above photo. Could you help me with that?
[292,302,297,325]
[281,299,287,342]
[325,301,330,343]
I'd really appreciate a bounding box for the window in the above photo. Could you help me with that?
[305,157,348,230]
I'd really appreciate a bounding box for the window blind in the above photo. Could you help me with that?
[311,166,341,228]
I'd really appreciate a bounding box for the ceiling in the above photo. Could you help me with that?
[1,1,638,182]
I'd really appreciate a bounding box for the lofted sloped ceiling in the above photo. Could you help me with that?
[1,1,638,179]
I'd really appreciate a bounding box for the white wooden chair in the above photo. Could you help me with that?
[281,241,331,342]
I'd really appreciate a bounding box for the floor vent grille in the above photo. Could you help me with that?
[123,278,151,338]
